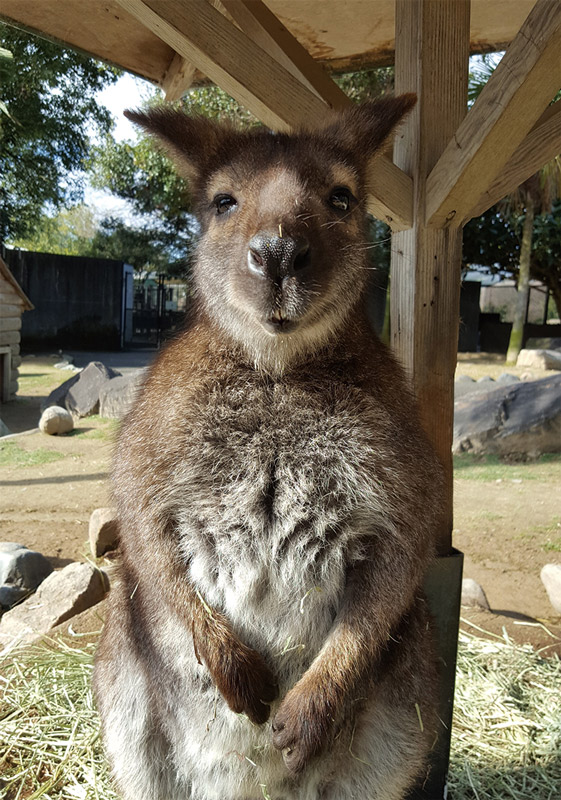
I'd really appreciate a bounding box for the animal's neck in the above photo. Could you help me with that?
[197,303,370,380]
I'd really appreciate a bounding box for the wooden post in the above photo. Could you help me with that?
[391,5,469,797]
[391,0,470,556]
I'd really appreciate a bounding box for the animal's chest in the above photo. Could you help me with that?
[171,379,383,635]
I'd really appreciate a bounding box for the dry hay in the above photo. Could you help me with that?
[0,627,559,799]
[448,623,561,799]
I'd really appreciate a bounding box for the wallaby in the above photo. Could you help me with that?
[94,94,444,800]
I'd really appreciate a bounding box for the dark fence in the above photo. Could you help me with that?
[2,249,125,350]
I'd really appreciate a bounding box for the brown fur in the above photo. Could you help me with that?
[94,94,444,800]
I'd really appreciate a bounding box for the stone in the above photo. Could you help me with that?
[65,361,122,417]
[516,349,561,371]
[39,406,74,435]
[540,564,561,614]
[0,543,54,609]
[89,507,120,557]
[99,369,147,419]
[525,337,561,351]
[0,418,11,437]
[0,562,109,649]
[461,578,490,610]
[44,361,121,418]
[454,374,507,399]
[453,374,561,456]
[496,373,520,385]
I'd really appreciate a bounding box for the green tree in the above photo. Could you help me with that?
[467,56,561,363]
[10,205,99,255]
[0,24,119,243]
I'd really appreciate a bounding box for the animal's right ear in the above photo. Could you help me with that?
[124,107,230,182]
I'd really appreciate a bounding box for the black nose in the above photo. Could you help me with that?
[248,232,310,279]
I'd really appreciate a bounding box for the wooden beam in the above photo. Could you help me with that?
[426,0,561,228]
[115,0,413,229]
[391,0,470,553]
[366,156,413,231]
[219,0,349,109]
[469,100,561,219]
[116,0,330,129]
[162,52,196,101]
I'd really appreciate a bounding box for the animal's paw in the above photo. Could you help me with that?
[212,643,278,725]
[271,686,333,773]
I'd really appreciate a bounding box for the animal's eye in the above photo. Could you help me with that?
[329,188,353,212]
[214,194,237,215]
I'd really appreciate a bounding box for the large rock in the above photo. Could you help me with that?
[461,578,490,610]
[516,349,561,371]
[453,374,561,455]
[89,507,120,557]
[0,418,11,437]
[541,564,561,614]
[44,361,121,418]
[454,373,519,400]
[526,337,561,351]
[39,405,74,435]
[0,562,109,649]
[0,543,53,609]
[99,369,147,419]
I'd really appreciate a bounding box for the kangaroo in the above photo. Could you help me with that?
[93,94,444,800]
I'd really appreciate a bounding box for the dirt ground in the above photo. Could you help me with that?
[1,354,560,653]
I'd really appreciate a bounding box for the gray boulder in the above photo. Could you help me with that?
[541,564,561,614]
[516,349,561,371]
[0,562,109,648]
[39,406,74,435]
[526,337,561,351]
[496,372,520,385]
[44,361,121,417]
[99,369,147,419]
[461,578,490,610]
[89,507,120,557]
[454,374,561,455]
[0,543,53,609]
[0,418,11,437]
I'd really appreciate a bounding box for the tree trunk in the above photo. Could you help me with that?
[550,280,561,322]
[506,206,535,365]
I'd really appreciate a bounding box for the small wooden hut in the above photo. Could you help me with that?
[0,255,33,402]
[1,1,560,794]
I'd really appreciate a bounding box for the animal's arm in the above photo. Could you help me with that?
[272,523,433,771]
[116,486,278,725]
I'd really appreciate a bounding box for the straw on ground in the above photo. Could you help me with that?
[0,628,560,799]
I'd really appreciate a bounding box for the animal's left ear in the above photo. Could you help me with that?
[321,93,417,158]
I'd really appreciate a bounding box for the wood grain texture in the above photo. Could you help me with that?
[391,0,470,553]
[115,0,413,228]
[220,0,349,108]
[469,100,561,219]
[426,0,561,228]
[162,52,196,101]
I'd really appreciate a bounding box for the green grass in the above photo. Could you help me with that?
[0,442,66,468]
[453,453,561,482]
[69,417,120,441]
[17,368,74,395]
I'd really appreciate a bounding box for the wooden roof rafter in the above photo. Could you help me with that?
[115,0,414,230]
[425,0,561,229]
[469,99,561,219]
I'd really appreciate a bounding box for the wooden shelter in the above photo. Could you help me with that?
[0,256,33,403]
[2,1,560,795]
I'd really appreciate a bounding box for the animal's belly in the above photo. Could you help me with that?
[169,381,389,663]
